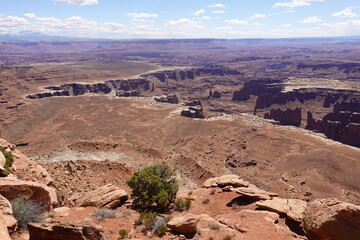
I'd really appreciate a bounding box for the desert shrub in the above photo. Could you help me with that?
[208,223,220,230]
[137,212,168,236]
[0,147,14,172]
[118,229,128,239]
[202,197,210,204]
[92,209,116,220]
[11,198,44,229]
[210,189,216,195]
[174,198,191,212]
[223,236,232,240]
[127,164,178,212]
[208,238,214,240]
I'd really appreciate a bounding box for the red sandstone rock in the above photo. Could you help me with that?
[167,214,200,234]
[0,213,12,240]
[0,194,17,231]
[231,184,278,200]
[0,179,58,210]
[203,174,249,188]
[28,222,103,240]
[302,198,360,240]
[69,184,128,208]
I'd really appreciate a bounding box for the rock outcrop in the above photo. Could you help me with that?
[0,180,58,210]
[0,194,17,231]
[68,184,128,208]
[0,214,11,240]
[231,184,278,200]
[302,198,360,240]
[256,197,307,222]
[264,108,302,127]
[154,94,179,104]
[28,222,103,240]
[203,174,249,188]
[26,78,154,99]
[167,214,200,234]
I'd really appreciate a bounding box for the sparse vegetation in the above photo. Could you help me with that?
[118,229,128,239]
[11,198,44,229]
[127,164,178,212]
[223,236,233,240]
[92,209,116,220]
[0,147,14,172]
[174,198,191,212]
[208,238,214,240]
[210,189,216,195]
[137,212,168,236]
[208,223,220,230]
[202,197,210,204]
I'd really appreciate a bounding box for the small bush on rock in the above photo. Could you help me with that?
[137,212,168,236]
[11,198,44,229]
[223,236,232,240]
[202,197,210,204]
[0,147,14,172]
[92,209,116,220]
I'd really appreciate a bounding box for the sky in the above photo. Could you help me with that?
[1,0,360,39]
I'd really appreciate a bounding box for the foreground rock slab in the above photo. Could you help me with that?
[0,194,17,231]
[302,198,360,240]
[0,179,58,210]
[256,197,307,222]
[167,214,200,234]
[28,222,103,240]
[69,184,128,208]
[232,184,278,200]
[203,174,249,188]
[0,213,12,240]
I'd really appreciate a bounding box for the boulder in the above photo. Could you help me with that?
[0,166,9,177]
[28,222,103,240]
[70,184,128,208]
[0,213,11,240]
[0,194,17,231]
[302,198,360,240]
[203,174,249,188]
[256,197,307,222]
[0,179,58,210]
[167,214,200,234]
[232,184,278,200]
[53,207,71,217]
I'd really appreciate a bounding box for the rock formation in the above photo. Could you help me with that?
[28,222,103,240]
[302,198,360,240]
[167,214,200,234]
[203,174,249,188]
[264,108,302,127]
[68,184,128,208]
[181,99,205,118]
[154,94,179,104]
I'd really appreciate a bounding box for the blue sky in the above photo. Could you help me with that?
[1,0,360,39]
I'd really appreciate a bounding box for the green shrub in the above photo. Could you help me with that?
[92,209,116,220]
[127,164,178,212]
[208,238,214,240]
[118,229,128,239]
[0,147,14,173]
[174,198,191,212]
[11,198,44,229]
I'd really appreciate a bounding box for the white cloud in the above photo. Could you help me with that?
[332,7,357,18]
[299,16,323,23]
[214,26,232,31]
[225,19,248,25]
[165,18,204,29]
[0,14,126,38]
[282,23,292,27]
[55,0,98,6]
[208,3,226,8]
[24,13,37,19]
[248,13,268,20]
[125,12,158,19]
[194,9,206,16]
[212,10,225,14]
[273,0,324,9]
[201,16,211,20]
[320,20,360,36]
[252,22,265,27]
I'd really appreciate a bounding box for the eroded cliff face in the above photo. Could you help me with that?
[307,99,360,147]
[264,108,302,127]
[26,78,154,99]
